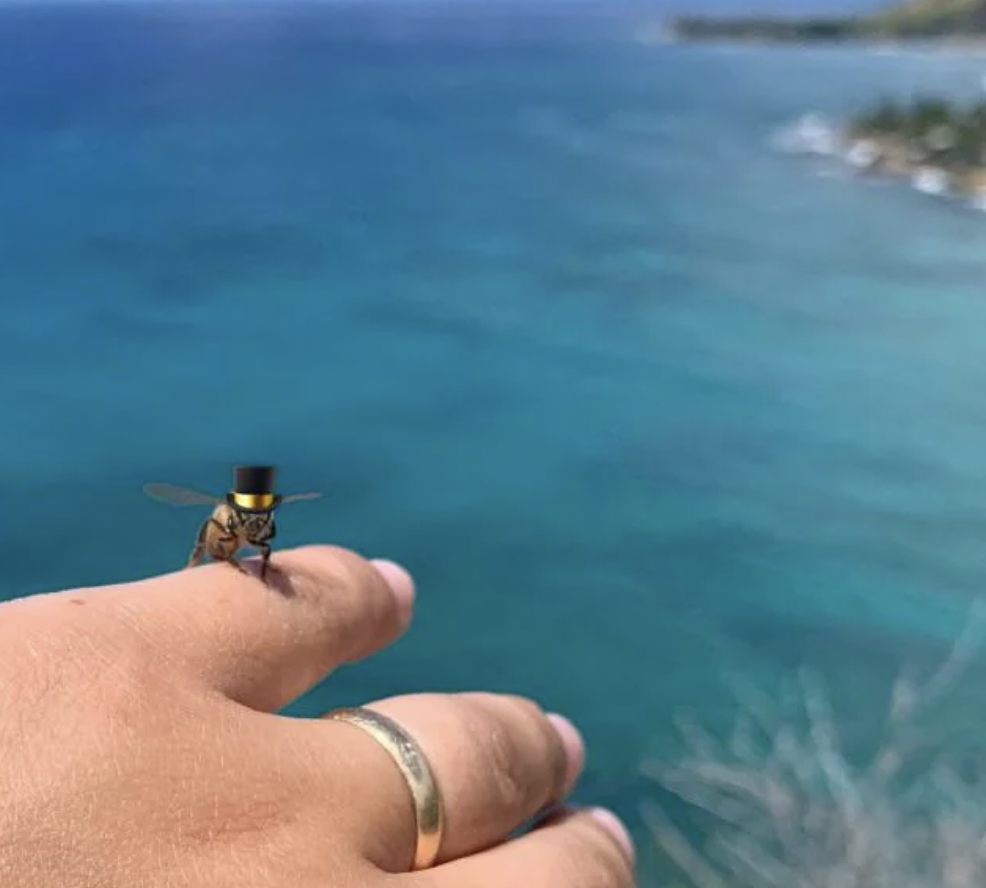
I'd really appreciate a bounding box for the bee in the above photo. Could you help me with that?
[144,465,321,580]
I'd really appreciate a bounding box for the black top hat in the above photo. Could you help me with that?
[234,465,276,493]
[228,465,280,511]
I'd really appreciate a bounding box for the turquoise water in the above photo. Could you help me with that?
[5,4,986,882]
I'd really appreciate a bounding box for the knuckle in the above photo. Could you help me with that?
[458,694,558,814]
[565,820,633,888]
[464,692,548,739]
[299,544,365,588]
[295,545,388,610]
[485,729,532,815]
[547,846,612,887]
[490,694,566,793]
[499,693,548,724]
[459,699,532,814]
[281,546,397,647]
[510,698,563,769]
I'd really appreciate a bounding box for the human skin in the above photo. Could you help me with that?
[0,544,636,888]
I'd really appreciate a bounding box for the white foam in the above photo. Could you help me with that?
[771,112,986,215]
[912,167,949,196]
[769,113,839,156]
[844,140,879,169]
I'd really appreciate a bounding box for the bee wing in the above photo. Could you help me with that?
[280,492,323,504]
[143,483,221,507]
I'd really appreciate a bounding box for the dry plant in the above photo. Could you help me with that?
[642,600,986,888]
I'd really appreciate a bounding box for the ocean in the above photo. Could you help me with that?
[5,3,986,883]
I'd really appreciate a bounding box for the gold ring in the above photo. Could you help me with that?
[327,707,444,870]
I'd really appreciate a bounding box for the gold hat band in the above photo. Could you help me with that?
[231,492,276,509]
[327,707,444,870]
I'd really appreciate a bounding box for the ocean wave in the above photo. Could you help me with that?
[769,112,840,156]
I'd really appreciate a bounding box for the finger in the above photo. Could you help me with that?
[313,692,585,870]
[428,807,636,888]
[87,546,415,712]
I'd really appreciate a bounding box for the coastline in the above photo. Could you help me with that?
[647,29,986,55]
[651,11,986,55]
[647,12,986,209]
[773,113,986,209]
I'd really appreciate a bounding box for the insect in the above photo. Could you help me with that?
[143,465,322,580]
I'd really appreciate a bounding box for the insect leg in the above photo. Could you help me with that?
[258,543,272,580]
[186,519,212,568]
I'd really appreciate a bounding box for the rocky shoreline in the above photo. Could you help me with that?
[774,112,986,210]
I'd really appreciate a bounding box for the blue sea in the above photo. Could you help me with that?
[5,2,986,882]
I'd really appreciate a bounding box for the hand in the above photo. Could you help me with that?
[0,545,636,887]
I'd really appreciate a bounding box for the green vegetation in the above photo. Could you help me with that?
[869,0,986,37]
[848,96,986,182]
[669,1,986,199]
[670,15,859,42]
[670,0,986,42]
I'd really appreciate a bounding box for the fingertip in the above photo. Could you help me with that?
[589,808,635,865]
[370,559,415,627]
[546,713,585,794]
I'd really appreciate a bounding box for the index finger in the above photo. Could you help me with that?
[74,545,416,713]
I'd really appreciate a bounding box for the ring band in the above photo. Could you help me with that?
[327,706,444,870]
